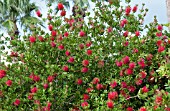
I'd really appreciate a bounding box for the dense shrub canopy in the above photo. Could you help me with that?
[0,1,170,111]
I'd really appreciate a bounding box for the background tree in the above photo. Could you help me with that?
[0,0,43,37]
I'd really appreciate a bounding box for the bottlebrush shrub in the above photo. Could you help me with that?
[0,1,170,111]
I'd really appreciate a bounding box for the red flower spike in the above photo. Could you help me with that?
[58,44,64,50]
[126,107,134,111]
[62,65,69,72]
[83,94,90,101]
[0,70,6,79]
[86,50,92,55]
[14,99,20,106]
[76,78,83,85]
[60,10,66,16]
[142,86,149,93]
[107,100,114,109]
[132,5,137,12]
[29,36,36,43]
[58,3,64,10]
[31,87,38,93]
[81,67,88,73]
[68,57,74,63]
[36,10,42,17]
[51,30,57,36]
[48,24,53,31]
[82,60,89,66]
[92,77,100,84]
[51,41,56,48]
[65,50,70,56]
[81,101,88,107]
[79,30,86,37]
[139,107,147,111]
[108,91,118,100]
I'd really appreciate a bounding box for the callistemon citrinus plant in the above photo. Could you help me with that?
[0,0,170,111]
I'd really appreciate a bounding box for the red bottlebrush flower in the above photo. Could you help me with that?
[14,99,20,106]
[79,30,85,37]
[135,78,143,85]
[47,76,54,82]
[6,80,12,86]
[58,3,64,10]
[81,67,88,73]
[60,10,66,16]
[156,32,162,37]
[28,93,33,100]
[65,50,70,56]
[157,40,162,46]
[38,36,44,42]
[51,41,56,48]
[116,61,123,67]
[123,41,129,46]
[98,60,104,68]
[139,107,147,111]
[51,30,57,36]
[146,54,153,61]
[157,25,163,31]
[132,5,137,12]
[31,87,38,93]
[83,94,90,101]
[140,71,147,79]
[108,91,118,100]
[122,56,130,64]
[29,36,36,43]
[138,58,145,68]
[79,44,84,49]
[82,60,89,66]
[128,86,136,93]
[125,6,131,15]
[135,31,140,37]
[86,87,93,93]
[158,46,165,53]
[64,32,69,37]
[33,75,40,82]
[68,57,74,63]
[123,19,128,24]
[62,65,69,72]
[120,20,125,27]
[107,27,112,33]
[110,81,117,88]
[43,83,48,89]
[96,84,103,90]
[86,41,92,47]
[86,50,92,55]
[129,62,135,69]
[92,77,100,84]
[50,36,55,41]
[165,107,170,111]
[76,78,83,85]
[123,31,129,37]
[36,10,42,17]
[107,100,114,109]
[120,70,124,76]
[155,96,163,105]
[48,24,53,31]
[0,70,6,79]
[142,86,149,93]
[121,81,127,88]
[126,68,133,75]
[133,48,138,53]
[58,44,64,50]
[126,107,134,111]
[81,101,88,107]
